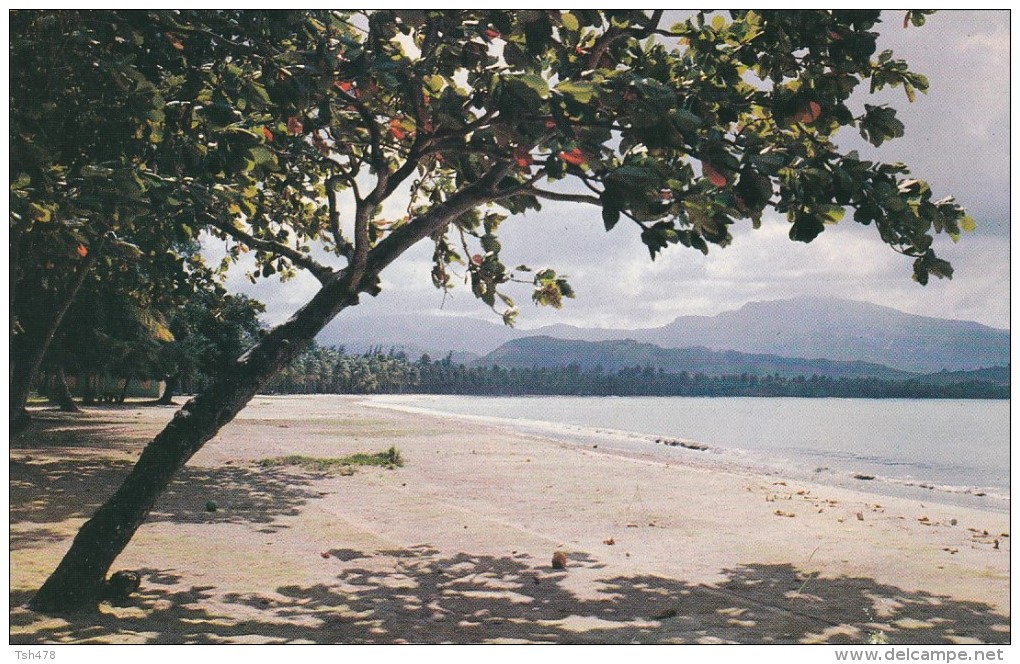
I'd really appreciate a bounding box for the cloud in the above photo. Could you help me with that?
[213,11,1011,334]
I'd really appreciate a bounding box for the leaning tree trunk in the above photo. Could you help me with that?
[28,272,362,613]
[29,171,497,614]
[51,367,81,413]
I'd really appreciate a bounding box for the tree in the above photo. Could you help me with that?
[156,290,266,403]
[9,11,206,428]
[25,9,972,613]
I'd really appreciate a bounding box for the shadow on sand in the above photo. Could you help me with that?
[10,408,1010,645]
[10,408,324,543]
[9,546,1010,645]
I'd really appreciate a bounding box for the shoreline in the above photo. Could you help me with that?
[365,394,1010,513]
[10,395,1010,644]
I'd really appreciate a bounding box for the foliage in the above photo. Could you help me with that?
[15,10,969,325]
[157,289,266,393]
[264,345,1008,400]
[257,448,404,473]
[266,343,416,394]
[21,10,980,613]
[11,9,974,391]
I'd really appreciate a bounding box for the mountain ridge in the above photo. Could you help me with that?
[317,297,1009,373]
[471,335,922,381]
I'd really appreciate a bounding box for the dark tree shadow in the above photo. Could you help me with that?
[11,407,327,532]
[10,457,321,530]
[10,408,160,456]
[9,547,1010,645]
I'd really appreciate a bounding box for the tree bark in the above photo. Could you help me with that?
[81,373,97,406]
[28,270,362,613]
[157,374,179,405]
[118,376,131,404]
[51,367,81,412]
[29,173,500,613]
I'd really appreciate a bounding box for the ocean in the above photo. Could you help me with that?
[370,395,1010,511]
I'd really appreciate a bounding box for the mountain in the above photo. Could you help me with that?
[628,297,1010,373]
[316,312,512,358]
[473,336,918,381]
[316,297,1009,373]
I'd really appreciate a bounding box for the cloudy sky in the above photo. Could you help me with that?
[218,10,1011,332]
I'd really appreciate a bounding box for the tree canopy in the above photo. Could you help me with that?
[15,9,975,613]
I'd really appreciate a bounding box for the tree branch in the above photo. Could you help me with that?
[325,175,355,261]
[528,187,603,206]
[205,216,335,284]
[360,161,515,287]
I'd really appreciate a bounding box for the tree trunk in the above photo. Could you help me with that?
[157,374,179,405]
[10,251,98,431]
[29,173,497,614]
[81,373,97,406]
[118,376,131,404]
[52,367,80,413]
[28,272,362,613]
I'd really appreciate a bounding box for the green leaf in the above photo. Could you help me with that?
[248,145,276,166]
[556,80,597,104]
[561,12,580,32]
[789,211,825,243]
[669,108,703,133]
[859,104,905,147]
[602,204,621,231]
[516,73,551,99]
[818,204,846,224]
[961,215,977,233]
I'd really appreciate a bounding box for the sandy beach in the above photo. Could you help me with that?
[9,395,1010,644]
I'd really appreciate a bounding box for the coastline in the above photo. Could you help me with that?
[10,395,1010,644]
[367,394,1010,512]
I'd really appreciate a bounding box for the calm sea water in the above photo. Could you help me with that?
[372,395,1010,507]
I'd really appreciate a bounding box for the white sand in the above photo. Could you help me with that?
[9,395,1010,644]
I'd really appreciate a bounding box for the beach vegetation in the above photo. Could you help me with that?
[20,9,972,613]
[258,447,405,473]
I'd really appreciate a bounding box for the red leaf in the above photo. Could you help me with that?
[703,163,728,187]
[389,118,407,140]
[262,126,274,142]
[471,254,484,266]
[560,148,586,166]
[76,244,88,258]
[791,101,822,124]
[165,32,184,51]
[287,116,304,135]
[484,28,501,40]
[513,145,533,168]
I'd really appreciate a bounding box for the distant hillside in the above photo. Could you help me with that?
[473,336,917,381]
[317,312,512,358]
[318,297,1009,374]
[629,297,1009,373]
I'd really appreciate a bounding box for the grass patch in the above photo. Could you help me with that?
[257,446,404,475]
